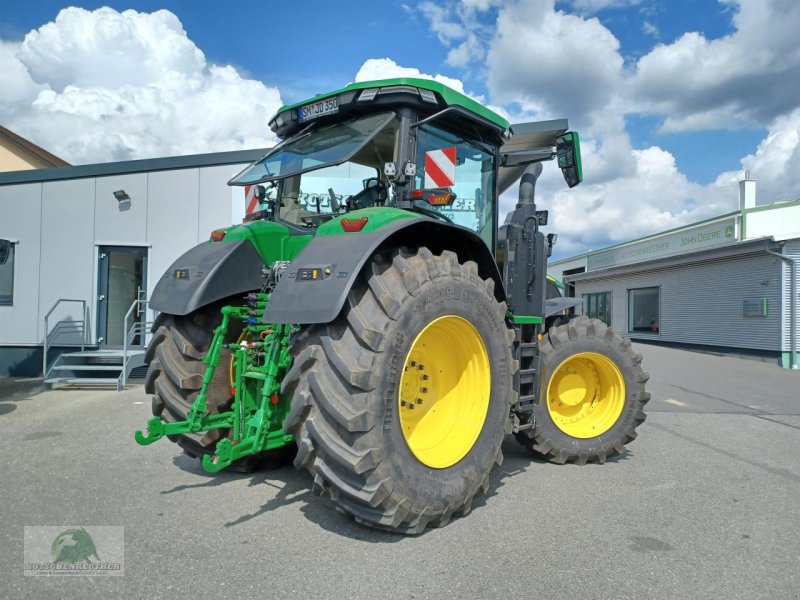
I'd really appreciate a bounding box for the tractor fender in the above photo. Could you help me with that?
[149,239,267,316]
[263,217,506,325]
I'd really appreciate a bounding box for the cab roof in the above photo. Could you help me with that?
[269,77,510,139]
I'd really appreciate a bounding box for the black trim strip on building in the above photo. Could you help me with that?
[0,148,269,186]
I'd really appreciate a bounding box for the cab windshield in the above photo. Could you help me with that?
[230,112,397,186]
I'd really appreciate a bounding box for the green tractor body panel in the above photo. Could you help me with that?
[315,206,417,236]
[213,219,312,263]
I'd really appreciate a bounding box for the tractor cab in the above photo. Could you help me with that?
[229,78,582,252]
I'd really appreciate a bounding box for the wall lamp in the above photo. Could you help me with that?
[113,189,131,211]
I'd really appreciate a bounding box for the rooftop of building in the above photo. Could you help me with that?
[0,147,269,186]
[0,125,71,169]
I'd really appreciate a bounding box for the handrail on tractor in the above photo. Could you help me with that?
[42,298,88,379]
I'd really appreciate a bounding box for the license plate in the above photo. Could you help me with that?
[298,96,339,121]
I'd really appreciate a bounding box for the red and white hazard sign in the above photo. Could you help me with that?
[424,146,457,189]
[244,185,258,214]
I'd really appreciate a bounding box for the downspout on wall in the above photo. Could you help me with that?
[765,242,798,369]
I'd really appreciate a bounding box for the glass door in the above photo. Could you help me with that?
[97,246,148,347]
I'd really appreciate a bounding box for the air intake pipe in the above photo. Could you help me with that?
[504,162,547,318]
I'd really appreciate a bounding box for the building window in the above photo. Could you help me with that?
[628,287,660,334]
[0,241,13,306]
[583,292,611,325]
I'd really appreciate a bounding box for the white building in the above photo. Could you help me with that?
[549,175,800,369]
[0,149,265,379]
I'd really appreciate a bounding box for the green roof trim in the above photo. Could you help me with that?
[550,210,742,266]
[276,78,510,131]
[742,198,800,214]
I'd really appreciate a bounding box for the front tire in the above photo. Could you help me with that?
[516,316,649,464]
[282,247,516,534]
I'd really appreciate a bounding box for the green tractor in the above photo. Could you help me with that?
[135,78,649,533]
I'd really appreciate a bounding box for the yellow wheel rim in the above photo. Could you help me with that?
[399,316,491,469]
[546,352,625,438]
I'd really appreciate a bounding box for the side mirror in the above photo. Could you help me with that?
[0,240,10,266]
[254,184,267,202]
[556,131,583,188]
[546,232,558,257]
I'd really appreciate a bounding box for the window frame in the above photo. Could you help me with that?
[413,122,497,249]
[627,286,661,335]
[582,291,612,326]
[0,240,16,307]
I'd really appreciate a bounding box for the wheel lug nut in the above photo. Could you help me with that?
[421,374,429,380]
[408,404,415,410]
[417,364,424,370]
[401,400,407,407]
[420,387,428,394]
[416,398,423,405]
[410,360,417,367]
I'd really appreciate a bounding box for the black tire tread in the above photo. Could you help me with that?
[144,309,235,457]
[518,315,649,464]
[283,247,516,534]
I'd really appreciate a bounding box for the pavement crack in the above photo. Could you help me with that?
[649,422,800,485]
[665,383,763,413]
[751,414,800,431]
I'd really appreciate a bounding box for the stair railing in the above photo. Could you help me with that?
[121,298,154,388]
[42,299,88,380]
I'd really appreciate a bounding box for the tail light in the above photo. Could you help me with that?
[210,229,227,242]
[340,217,368,233]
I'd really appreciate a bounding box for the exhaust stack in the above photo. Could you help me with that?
[504,163,546,318]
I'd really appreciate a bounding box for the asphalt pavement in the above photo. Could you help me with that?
[0,343,798,600]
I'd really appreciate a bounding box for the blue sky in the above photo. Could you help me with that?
[1,0,798,257]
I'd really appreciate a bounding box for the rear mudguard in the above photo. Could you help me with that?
[149,240,267,316]
[264,217,506,324]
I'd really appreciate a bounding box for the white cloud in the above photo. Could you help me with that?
[714,108,800,203]
[0,7,282,164]
[641,20,659,38]
[566,0,642,13]
[633,0,800,131]
[419,2,466,45]
[355,57,470,96]
[409,0,799,255]
[486,0,624,123]
[544,146,738,257]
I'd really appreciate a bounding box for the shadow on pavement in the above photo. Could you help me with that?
[157,434,635,542]
[0,378,46,416]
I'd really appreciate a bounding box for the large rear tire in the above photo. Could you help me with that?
[144,306,237,459]
[282,247,516,534]
[516,316,649,464]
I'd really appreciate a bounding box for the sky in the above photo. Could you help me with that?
[1,0,798,259]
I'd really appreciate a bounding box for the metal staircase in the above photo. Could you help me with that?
[43,297,154,391]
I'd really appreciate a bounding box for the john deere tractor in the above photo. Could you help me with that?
[135,78,648,533]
